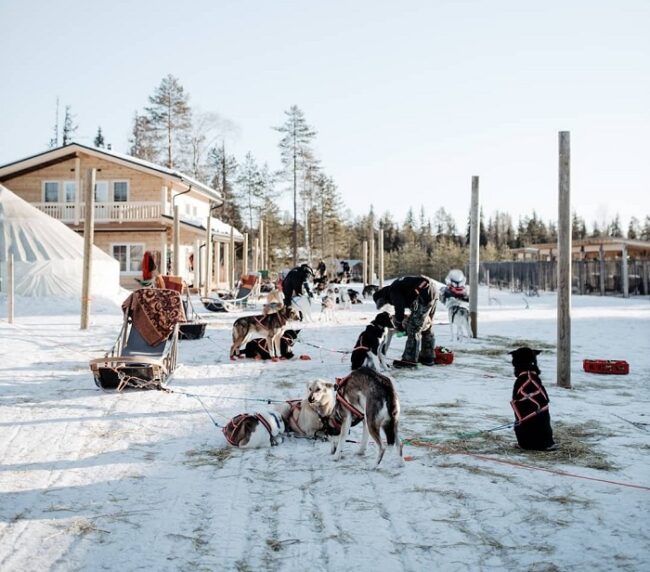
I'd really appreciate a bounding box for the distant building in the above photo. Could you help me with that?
[510,238,650,261]
[0,143,242,289]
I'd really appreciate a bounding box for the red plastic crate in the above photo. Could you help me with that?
[583,359,629,375]
[434,346,454,365]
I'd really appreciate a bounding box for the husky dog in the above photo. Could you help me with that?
[222,410,285,448]
[276,379,336,438]
[243,329,301,360]
[362,284,379,299]
[351,311,394,371]
[509,347,555,451]
[446,297,471,341]
[230,306,298,359]
[348,289,362,304]
[292,295,314,322]
[263,287,285,315]
[329,367,403,467]
[320,294,336,322]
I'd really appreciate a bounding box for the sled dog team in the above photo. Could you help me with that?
[223,266,554,464]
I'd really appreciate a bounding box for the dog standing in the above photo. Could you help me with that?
[329,367,403,467]
[243,329,301,360]
[222,410,285,448]
[362,284,378,299]
[509,347,555,451]
[230,306,297,359]
[351,311,394,371]
[291,295,314,322]
[320,294,336,322]
[445,297,472,341]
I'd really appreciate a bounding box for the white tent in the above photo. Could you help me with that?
[0,184,120,298]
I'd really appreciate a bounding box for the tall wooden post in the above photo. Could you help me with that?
[193,239,201,290]
[599,243,606,296]
[621,244,629,298]
[369,233,375,284]
[8,253,14,324]
[557,131,572,389]
[74,157,81,226]
[259,219,265,271]
[243,233,249,276]
[378,228,384,287]
[253,238,259,273]
[173,204,180,276]
[362,241,368,286]
[215,242,222,287]
[229,227,235,289]
[204,216,212,297]
[81,168,96,330]
[469,176,480,338]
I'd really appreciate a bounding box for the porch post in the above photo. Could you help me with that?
[599,244,606,296]
[81,168,96,330]
[74,157,81,225]
[621,244,629,298]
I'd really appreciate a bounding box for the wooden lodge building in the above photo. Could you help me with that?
[0,143,243,290]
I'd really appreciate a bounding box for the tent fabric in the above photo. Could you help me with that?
[0,184,121,298]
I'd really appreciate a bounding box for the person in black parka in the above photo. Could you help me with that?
[282,264,314,307]
[509,347,555,451]
[373,275,438,368]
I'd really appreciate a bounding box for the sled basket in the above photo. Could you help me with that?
[434,346,454,365]
[583,359,629,375]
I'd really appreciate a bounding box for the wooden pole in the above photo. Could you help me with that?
[215,242,222,288]
[378,228,384,287]
[599,243,606,296]
[74,157,81,226]
[469,176,480,338]
[243,232,249,276]
[369,233,375,285]
[204,215,212,297]
[621,244,629,298]
[8,253,14,324]
[259,219,264,271]
[557,131,572,389]
[253,237,259,273]
[229,227,235,289]
[173,204,180,276]
[362,241,368,286]
[80,168,96,330]
[193,239,200,290]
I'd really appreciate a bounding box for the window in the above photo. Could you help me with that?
[95,181,109,203]
[112,244,144,273]
[113,181,128,202]
[64,181,76,203]
[44,181,60,202]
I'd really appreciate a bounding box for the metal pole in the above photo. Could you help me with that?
[173,204,180,276]
[469,176,480,338]
[80,168,96,330]
[8,253,14,324]
[557,131,572,389]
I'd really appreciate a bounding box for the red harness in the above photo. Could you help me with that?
[334,375,365,421]
[510,371,550,424]
[223,413,278,446]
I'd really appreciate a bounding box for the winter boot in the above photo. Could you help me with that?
[418,324,436,366]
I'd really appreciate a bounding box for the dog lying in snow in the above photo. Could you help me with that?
[243,329,301,360]
[222,410,285,448]
[276,379,336,438]
[230,306,299,359]
[509,347,555,451]
[322,367,403,467]
[350,311,394,371]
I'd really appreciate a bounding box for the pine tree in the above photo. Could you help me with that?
[627,217,641,240]
[236,152,267,230]
[608,214,623,238]
[275,105,316,265]
[144,74,192,169]
[94,127,105,148]
[48,97,60,148]
[129,112,158,162]
[61,105,77,145]
[641,216,650,241]
[206,144,242,229]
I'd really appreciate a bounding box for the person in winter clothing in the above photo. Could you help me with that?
[282,264,314,307]
[316,260,327,279]
[440,268,469,304]
[373,275,438,368]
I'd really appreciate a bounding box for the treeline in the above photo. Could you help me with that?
[54,75,650,281]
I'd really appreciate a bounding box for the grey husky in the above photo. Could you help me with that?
[328,367,403,467]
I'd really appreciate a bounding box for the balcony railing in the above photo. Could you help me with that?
[33,201,161,223]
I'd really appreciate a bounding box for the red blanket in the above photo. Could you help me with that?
[122,289,186,346]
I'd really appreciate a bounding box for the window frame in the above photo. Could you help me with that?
[110,242,145,275]
[43,181,61,203]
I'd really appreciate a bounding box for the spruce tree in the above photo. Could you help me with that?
[274,105,316,265]
[61,105,77,145]
[94,127,105,148]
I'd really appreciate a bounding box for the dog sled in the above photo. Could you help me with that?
[155,275,207,340]
[89,289,184,391]
[201,273,260,312]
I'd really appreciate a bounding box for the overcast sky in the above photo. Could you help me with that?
[1,0,648,231]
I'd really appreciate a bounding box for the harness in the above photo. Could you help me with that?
[331,374,365,428]
[510,371,550,424]
[285,399,330,437]
[223,412,280,446]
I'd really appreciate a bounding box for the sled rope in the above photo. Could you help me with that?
[403,438,650,492]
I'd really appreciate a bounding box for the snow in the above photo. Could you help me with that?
[0,286,649,571]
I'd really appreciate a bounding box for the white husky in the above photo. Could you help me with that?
[446,297,472,341]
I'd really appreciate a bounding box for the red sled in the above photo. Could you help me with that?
[434,346,454,365]
[583,359,629,375]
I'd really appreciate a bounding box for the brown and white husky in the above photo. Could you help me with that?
[230,306,298,359]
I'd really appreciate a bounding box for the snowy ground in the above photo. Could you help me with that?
[1,285,649,572]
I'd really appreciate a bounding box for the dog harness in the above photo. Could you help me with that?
[223,412,280,446]
[333,374,365,424]
[510,371,550,424]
